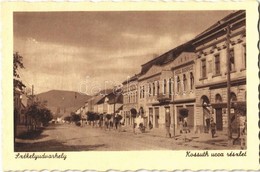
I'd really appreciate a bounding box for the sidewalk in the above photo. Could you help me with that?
[122,125,242,149]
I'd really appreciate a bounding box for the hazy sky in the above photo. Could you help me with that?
[14,11,233,95]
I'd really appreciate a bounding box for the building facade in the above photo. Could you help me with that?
[192,10,246,133]
[122,75,139,126]
[169,52,197,131]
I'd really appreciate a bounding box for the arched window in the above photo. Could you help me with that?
[190,72,194,90]
[215,94,222,103]
[177,76,180,92]
[183,74,187,92]
[230,92,237,102]
[201,95,210,106]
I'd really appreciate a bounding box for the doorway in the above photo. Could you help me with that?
[155,107,159,128]
[149,108,153,126]
[215,108,223,130]
[165,107,171,127]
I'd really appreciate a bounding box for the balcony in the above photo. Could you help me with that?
[157,93,171,103]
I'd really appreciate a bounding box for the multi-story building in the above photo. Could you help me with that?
[138,64,166,128]
[192,10,246,133]
[137,43,195,130]
[120,10,246,135]
[169,51,197,131]
[122,74,139,125]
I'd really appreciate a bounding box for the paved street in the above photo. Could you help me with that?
[15,124,241,151]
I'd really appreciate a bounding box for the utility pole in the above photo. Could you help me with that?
[226,24,232,144]
[172,78,176,139]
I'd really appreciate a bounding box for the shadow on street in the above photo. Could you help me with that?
[15,139,106,152]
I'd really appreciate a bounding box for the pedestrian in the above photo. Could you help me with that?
[210,117,216,138]
[149,120,153,130]
[165,118,171,138]
[179,118,183,134]
[240,118,247,149]
[184,117,190,133]
[205,117,210,133]
[133,117,137,134]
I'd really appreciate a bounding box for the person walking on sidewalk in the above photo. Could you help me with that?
[165,118,171,138]
[210,117,216,138]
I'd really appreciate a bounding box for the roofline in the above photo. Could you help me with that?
[140,40,193,67]
[192,10,245,45]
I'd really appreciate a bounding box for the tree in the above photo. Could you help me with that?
[86,111,95,122]
[64,116,72,123]
[71,112,81,121]
[26,100,53,129]
[13,52,25,92]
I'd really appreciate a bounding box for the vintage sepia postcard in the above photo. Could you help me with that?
[1,1,259,171]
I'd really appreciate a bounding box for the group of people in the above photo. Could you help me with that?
[81,113,125,131]
[178,116,217,138]
[104,114,125,131]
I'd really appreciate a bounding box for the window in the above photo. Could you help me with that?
[177,76,180,92]
[153,82,155,96]
[157,81,160,95]
[190,72,194,90]
[169,78,172,95]
[139,86,142,99]
[215,94,222,103]
[201,59,207,78]
[243,44,246,69]
[129,94,131,103]
[142,86,145,98]
[183,74,187,92]
[163,79,167,95]
[215,54,220,75]
[230,92,237,102]
[230,48,235,71]
[148,84,151,97]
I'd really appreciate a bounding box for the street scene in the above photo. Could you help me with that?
[15,123,241,151]
[14,10,246,152]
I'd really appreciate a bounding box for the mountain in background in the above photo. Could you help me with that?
[36,90,91,118]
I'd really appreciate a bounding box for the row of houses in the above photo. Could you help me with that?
[121,10,246,133]
[75,89,123,120]
[74,10,246,134]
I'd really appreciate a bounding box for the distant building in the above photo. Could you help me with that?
[122,75,139,126]
[96,89,123,115]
